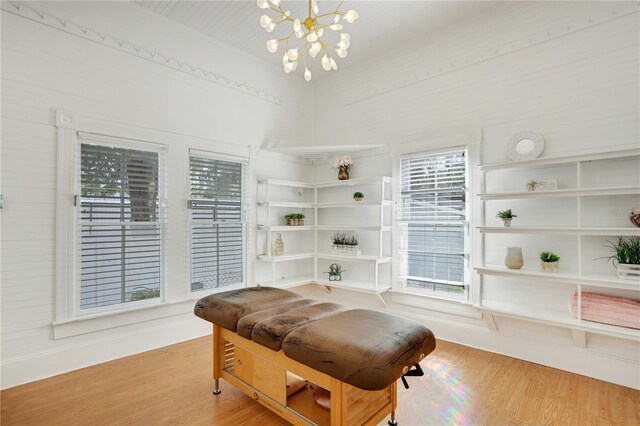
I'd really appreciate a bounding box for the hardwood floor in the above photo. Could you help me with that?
[1,337,638,426]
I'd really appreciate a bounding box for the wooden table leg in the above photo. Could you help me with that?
[213,324,222,395]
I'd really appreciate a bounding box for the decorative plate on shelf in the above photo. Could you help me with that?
[507,131,545,161]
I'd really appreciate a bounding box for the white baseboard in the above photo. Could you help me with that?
[1,314,211,390]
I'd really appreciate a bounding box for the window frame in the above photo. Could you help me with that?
[188,149,249,294]
[397,146,471,302]
[74,135,168,316]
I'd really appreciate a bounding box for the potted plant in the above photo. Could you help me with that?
[296,213,305,226]
[540,251,560,273]
[331,232,360,255]
[604,236,640,279]
[353,192,364,202]
[496,209,518,227]
[284,214,295,226]
[324,263,345,281]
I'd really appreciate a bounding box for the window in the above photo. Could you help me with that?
[79,138,166,311]
[189,153,246,291]
[399,149,468,299]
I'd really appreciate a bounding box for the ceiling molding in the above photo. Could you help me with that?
[265,144,386,160]
[340,3,639,106]
[2,2,283,105]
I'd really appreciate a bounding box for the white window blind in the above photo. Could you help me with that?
[399,149,468,298]
[189,154,246,291]
[78,139,166,310]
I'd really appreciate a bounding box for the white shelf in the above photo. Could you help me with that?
[258,253,315,262]
[478,226,640,236]
[257,201,314,208]
[258,275,315,289]
[258,253,391,263]
[476,266,640,291]
[477,301,640,341]
[315,253,392,263]
[258,226,315,231]
[479,186,640,200]
[314,176,392,189]
[314,225,392,231]
[313,278,392,294]
[315,200,392,208]
[479,148,640,172]
[258,179,315,189]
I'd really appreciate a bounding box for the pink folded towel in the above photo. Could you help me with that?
[569,292,640,330]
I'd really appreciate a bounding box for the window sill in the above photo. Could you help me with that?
[52,297,203,339]
[389,290,481,319]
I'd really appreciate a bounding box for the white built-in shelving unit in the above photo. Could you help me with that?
[476,148,640,346]
[257,177,392,297]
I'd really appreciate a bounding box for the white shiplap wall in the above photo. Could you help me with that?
[0,1,312,389]
[304,1,640,389]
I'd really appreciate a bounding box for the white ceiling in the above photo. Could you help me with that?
[134,1,496,80]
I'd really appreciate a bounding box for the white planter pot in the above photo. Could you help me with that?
[540,261,559,273]
[332,245,361,256]
[617,263,640,280]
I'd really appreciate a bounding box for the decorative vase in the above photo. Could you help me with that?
[272,233,284,256]
[630,207,640,228]
[338,165,350,180]
[541,261,559,273]
[504,247,524,269]
[502,218,512,227]
[329,274,342,281]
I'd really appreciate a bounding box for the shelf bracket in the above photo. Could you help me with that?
[483,313,498,330]
[571,330,587,348]
[376,293,388,308]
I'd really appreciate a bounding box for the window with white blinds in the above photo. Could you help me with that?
[79,139,166,310]
[399,149,468,298]
[189,154,245,291]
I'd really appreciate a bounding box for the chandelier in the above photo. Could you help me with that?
[257,0,359,81]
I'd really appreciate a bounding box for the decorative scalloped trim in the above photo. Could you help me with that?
[341,3,639,106]
[2,2,283,105]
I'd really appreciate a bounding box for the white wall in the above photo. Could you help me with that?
[305,1,640,389]
[0,0,312,389]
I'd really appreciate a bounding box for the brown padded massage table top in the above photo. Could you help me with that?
[194,287,436,391]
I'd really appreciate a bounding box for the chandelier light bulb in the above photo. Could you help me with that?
[284,62,294,73]
[260,15,272,28]
[266,39,279,53]
[286,48,299,61]
[345,9,359,23]
[321,55,331,71]
[257,0,358,80]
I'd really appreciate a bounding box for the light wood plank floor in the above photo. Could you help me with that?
[1,337,638,425]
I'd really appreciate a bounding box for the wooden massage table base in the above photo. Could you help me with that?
[212,324,398,426]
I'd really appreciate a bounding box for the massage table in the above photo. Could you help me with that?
[194,287,436,425]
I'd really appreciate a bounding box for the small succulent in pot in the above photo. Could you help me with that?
[284,213,295,226]
[296,213,305,226]
[540,251,560,273]
[602,236,640,280]
[496,209,518,227]
[353,191,364,202]
[324,263,345,281]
